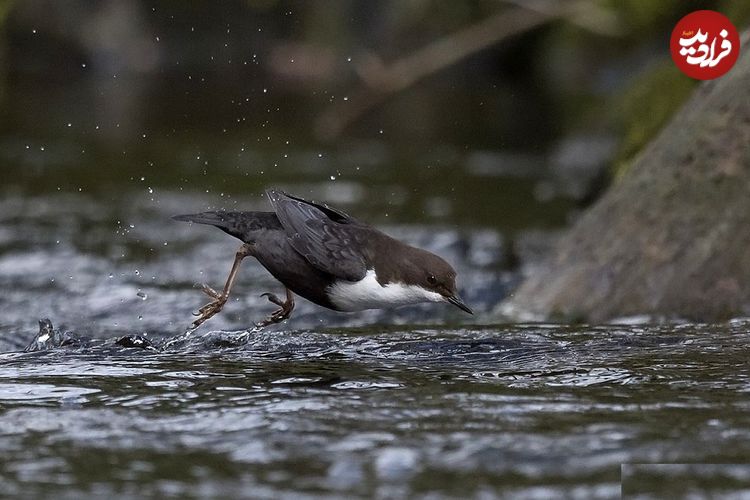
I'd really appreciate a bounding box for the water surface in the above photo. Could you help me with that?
[2,322,750,498]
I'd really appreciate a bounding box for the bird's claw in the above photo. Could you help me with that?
[254,292,294,327]
[191,295,228,327]
[254,308,290,328]
[260,292,284,307]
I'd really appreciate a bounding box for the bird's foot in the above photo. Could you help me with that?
[191,283,228,328]
[255,291,295,328]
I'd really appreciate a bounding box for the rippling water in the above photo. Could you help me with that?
[2,322,750,498]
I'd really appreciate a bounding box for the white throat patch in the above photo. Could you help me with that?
[327,269,444,312]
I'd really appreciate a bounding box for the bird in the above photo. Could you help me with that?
[173,189,472,328]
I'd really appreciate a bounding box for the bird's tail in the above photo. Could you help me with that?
[172,212,232,226]
[172,211,280,242]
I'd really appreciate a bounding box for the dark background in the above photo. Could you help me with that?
[3,0,744,229]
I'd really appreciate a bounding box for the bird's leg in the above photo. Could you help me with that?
[256,287,295,327]
[191,243,252,328]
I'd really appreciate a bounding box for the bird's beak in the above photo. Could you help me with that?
[446,294,473,315]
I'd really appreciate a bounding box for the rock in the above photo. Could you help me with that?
[115,335,155,349]
[500,30,750,323]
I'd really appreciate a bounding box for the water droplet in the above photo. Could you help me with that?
[330,175,336,181]
[134,269,140,276]
[137,291,148,300]
[108,273,114,279]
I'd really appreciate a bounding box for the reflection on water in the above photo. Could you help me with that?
[1,324,750,498]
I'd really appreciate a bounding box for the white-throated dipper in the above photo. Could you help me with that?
[173,189,472,328]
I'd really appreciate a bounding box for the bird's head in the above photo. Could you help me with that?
[410,251,473,315]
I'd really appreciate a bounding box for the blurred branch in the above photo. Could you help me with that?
[314,0,621,142]
[501,0,622,36]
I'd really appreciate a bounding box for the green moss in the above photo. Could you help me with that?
[606,0,748,179]
[613,62,697,178]
[719,0,750,28]
[605,0,686,34]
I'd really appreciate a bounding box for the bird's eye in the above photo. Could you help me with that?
[427,275,437,285]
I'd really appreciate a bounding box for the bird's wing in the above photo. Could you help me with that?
[266,189,367,281]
